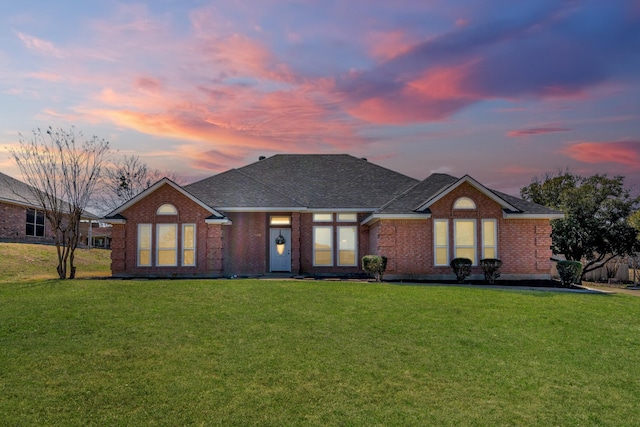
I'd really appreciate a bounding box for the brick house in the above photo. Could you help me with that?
[0,171,98,245]
[104,154,563,280]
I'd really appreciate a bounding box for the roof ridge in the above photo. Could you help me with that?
[375,179,425,213]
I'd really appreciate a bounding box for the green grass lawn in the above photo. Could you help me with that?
[1,279,639,426]
[0,243,111,281]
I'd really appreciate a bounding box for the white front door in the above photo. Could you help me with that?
[270,228,291,272]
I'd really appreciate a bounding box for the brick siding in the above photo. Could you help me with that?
[0,201,57,244]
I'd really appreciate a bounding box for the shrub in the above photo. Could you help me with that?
[556,260,583,287]
[450,258,472,283]
[480,258,502,284]
[362,255,387,282]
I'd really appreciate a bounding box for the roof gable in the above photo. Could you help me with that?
[416,175,520,212]
[104,178,227,221]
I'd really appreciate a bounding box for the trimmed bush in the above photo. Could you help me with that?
[450,258,472,283]
[556,260,583,287]
[362,255,388,282]
[480,258,502,284]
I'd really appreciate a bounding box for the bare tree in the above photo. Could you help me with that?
[10,126,110,279]
[96,155,184,214]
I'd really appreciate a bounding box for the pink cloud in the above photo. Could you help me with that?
[27,72,63,82]
[562,141,640,168]
[15,32,63,57]
[367,30,414,61]
[507,127,571,137]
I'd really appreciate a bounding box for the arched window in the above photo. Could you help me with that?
[157,204,178,215]
[454,197,476,209]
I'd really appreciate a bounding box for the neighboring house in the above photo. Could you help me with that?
[103,154,563,280]
[0,171,98,245]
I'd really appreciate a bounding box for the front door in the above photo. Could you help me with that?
[270,228,291,272]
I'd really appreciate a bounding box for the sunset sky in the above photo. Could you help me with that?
[1,0,639,195]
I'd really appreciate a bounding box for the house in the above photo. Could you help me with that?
[0,171,99,245]
[103,154,563,280]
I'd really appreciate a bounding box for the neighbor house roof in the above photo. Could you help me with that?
[0,171,44,208]
[0,171,99,219]
[186,154,420,211]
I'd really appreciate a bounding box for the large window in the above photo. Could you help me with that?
[454,219,477,265]
[182,224,196,266]
[25,208,45,237]
[157,224,178,266]
[482,220,497,259]
[138,224,152,266]
[434,219,449,266]
[313,226,333,266]
[338,226,357,266]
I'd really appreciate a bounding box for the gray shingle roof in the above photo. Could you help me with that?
[187,154,419,210]
[490,190,564,216]
[0,171,44,208]
[377,173,459,214]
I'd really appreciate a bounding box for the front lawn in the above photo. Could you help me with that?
[1,279,639,426]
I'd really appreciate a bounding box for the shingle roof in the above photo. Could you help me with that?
[376,173,459,214]
[187,154,419,210]
[0,171,99,219]
[490,190,564,216]
[0,171,42,208]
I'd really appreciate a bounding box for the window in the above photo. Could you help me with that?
[182,224,196,266]
[313,226,333,266]
[138,224,152,266]
[454,197,476,209]
[337,213,357,222]
[270,216,291,226]
[454,219,477,264]
[338,226,357,266]
[434,220,449,266]
[482,220,497,259]
[25,208,45,237]
[313,213,333,222]
[157,204,178,215]
[157,224,177,266]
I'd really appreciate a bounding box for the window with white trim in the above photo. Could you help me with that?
[313,213,333,222]
[337,213,357,222]
[157,204,178,215]
[182,224,196,266]
[454,197,476,209]
[138,224,152,266]
[157,224,178,266]
[337,226,357,266]
[25,208,45,237]
[434,219,449,266]
[482,219,497,259]
[313,226,333,266]
[454,219,477,265]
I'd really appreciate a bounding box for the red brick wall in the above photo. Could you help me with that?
[223,212,267,275]
[110,184,223,278]
[0,201,57,244]
[372,182,553,279]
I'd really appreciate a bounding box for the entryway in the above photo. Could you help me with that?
[269,228,291,272]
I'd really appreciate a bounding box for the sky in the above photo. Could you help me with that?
[1,0,639,196]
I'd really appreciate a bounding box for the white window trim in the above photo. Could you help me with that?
[26,208,45,237]
[313,213,333,222]
[482,219,498,260]
[434,219,449,266]
[453,197,476,210]
[337,213,357,222]
[454,219,477,265]
[157,203,178,215]
[182,224,196,267]
[156,224,178,267]
[337,226,358,266]
[137,224,152,267]
[313,225,333,266]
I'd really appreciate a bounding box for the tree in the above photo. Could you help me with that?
[521,172,640,282]
[96,155,183,214]
[10,126,109,279]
